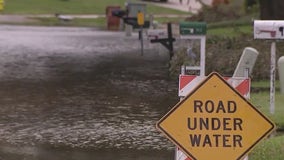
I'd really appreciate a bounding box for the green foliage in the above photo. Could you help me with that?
[169,41,201,77]
[250,135,284,160]
[207,34,284,80]
[187,0,249,22]
[169,32,284,80]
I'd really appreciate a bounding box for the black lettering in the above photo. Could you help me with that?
[205,100,214,113]
[234,118,243,130]
[216,101,226,113]
[187,118,197,130]
[212,118,221,130]
[223,118,232,130]
[233,135,243,147]
[223,135,231,147]
[203,135,212,147]
[200,118,209,130]
[228,101,237,113]
[189,134,201,147]
[212,134,221,147]
[194,100,203,113]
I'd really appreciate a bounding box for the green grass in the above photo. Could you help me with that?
[250,81,283,128]
[4,0,187,15]
[207,25,252,37]
[250,91,284,129]
[250,135,284,160]
[252,80,280,89]
[206,15,254,37]
[240,80,284,159]
[3,0,188,27]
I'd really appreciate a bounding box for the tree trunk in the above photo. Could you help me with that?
[259,0,284,20]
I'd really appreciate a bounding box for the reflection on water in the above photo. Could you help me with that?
[0,26,178,159]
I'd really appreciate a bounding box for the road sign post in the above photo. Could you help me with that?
[157,72,275,160]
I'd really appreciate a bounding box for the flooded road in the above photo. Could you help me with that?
[0,25,178,160]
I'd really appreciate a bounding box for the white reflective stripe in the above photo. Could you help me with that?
[175,148,188,160]
[179,76,205,97]
[227,77,245,88]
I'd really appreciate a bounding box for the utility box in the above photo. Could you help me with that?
[179,22,207,35]
[126,2,146,18]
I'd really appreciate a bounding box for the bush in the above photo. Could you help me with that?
[170,34,284,80]
[187,0,247,22]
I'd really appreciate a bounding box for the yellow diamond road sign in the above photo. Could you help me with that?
[157,72,275,160]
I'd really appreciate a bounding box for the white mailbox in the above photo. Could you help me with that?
[254,20,284,39]
[147,29,167,40]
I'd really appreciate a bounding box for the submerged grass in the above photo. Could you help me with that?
[30,17,106,28]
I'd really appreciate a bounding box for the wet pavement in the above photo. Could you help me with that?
[0,25,179,159]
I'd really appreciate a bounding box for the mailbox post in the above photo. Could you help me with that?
[150,23,176,59]
[254,20,284,114]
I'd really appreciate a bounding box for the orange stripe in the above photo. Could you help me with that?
[235,79,249,95]
[179,75,196,90]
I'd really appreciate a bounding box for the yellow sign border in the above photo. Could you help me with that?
[156,72,276,160]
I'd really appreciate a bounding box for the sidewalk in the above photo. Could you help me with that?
[0,15,37,23]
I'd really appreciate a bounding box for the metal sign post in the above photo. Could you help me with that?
[137,11,144,56]
[270,41,276,114]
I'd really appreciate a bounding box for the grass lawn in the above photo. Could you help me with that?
[250,91,284,129]
[250,135,284,160]
[207,25,253,37]
[207,16,253,37]
[248,80,284,159]
[4,0,187,15]
[3,0,189,27]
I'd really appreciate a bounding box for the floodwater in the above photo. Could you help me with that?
[0,25,179,160]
